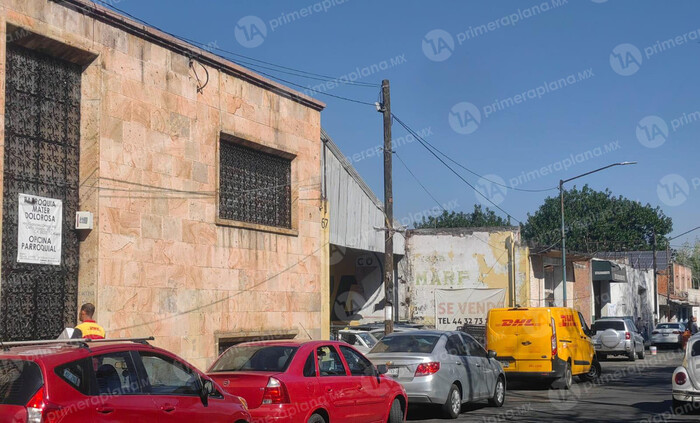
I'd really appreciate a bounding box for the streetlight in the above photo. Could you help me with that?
[559,161,637,307]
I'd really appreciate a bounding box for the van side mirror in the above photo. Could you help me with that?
[487,350,497,359]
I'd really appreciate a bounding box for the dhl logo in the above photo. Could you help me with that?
[500,319,537,327]
[560,315,576,327]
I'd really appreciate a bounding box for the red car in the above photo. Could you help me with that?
[207,340,407,423]
[0,338,250,423]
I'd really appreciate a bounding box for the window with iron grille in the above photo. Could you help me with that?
[219,137,292,229]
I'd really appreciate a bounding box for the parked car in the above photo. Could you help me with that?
[337,329,379,353]
[207,340,407,423]
[0,338,250,423]
[652,322,687,350]
[592,317,645,361]
[347,322,424,340]
[672,333,700,412]
[366,330,505,419]
[486,307,600,390]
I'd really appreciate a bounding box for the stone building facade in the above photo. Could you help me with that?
[0,0,326,369]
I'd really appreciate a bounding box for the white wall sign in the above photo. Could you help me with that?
[435,288,506,330]
[17,194,62,265]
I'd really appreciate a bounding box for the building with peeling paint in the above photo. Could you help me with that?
[399,227,530,329]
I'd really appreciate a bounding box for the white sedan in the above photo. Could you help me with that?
[672,333,700,412]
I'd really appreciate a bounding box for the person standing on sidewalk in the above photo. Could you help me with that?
[74,303,105,339]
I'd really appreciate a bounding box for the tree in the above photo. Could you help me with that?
[416,204,510,229]
[521,185,672,252]
[675,240,700,289]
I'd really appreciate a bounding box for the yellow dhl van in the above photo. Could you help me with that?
[486,307,601,389]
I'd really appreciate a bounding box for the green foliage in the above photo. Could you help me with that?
[521,185,672,252]
[416,204,510,229]
[675,240,700,288]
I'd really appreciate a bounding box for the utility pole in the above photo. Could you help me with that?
[382,79,394,336]
[653,232,658,322]
[559,180,567,308]
[667,242,673,321]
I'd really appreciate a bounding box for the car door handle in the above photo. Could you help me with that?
[357,385,364,391]
[455,362,463,365]
[326,387,333,393]
[96,407,114,414]
[161,405,176,413]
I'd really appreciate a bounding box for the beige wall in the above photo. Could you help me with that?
[0,0,324,369]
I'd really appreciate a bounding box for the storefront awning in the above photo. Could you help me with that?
[592,260,627,283]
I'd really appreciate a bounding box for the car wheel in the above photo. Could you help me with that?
[638,346,645,359]
[442,383,461,419]
[552,362,573,390]
[488,376,506,407]
[598,353,607,361]
[307,413,326,423]
[388,398,403,423]
[627,347,636,362]
[579,358,601,382]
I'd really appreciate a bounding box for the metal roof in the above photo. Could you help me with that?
[595,251,671,271]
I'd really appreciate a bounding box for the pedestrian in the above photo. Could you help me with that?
[692,317,699,335]
[74,303,105,339]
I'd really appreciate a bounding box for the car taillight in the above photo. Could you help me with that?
[551,318,557,357]
[26,388,60,423]
[415,362,440,376]
[262,377,289,404]
[676,372,688,385]
[652,331,659,335]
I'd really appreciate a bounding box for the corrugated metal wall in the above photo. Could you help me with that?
[321,130,404,255]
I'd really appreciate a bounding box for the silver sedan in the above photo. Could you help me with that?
[366,330,505,419]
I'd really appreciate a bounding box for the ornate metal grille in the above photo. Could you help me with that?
[219,139,292,229]
[1,45,81,341]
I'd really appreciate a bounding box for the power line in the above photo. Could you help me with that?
[393,150,446,213]
[92,0,378,89]
[392,114,522,224]
[395,118,556,193]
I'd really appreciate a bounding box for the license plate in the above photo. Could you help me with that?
[498,361,510,368]
[663,334,669,336]
[387,368,399,377]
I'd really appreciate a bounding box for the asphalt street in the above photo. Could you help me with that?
[407,350,696,423]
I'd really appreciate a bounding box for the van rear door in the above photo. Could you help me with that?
[487,309,553,373]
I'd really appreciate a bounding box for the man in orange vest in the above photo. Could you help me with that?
[74,303,105,339]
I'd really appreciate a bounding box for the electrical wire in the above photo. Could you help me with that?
[392,114,522,224]
[394,150,446,213]
[92,0,378,89]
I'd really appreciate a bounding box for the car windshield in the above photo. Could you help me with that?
[656,323,682,329]
[0,359,43,406]
[210,345,298,372]
[370,334,440,354]
[593,321,625,331]
[356,332,377,348]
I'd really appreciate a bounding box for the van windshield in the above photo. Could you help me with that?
[0,360,43,406]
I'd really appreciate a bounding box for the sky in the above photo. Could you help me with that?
[108,0,700,246]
